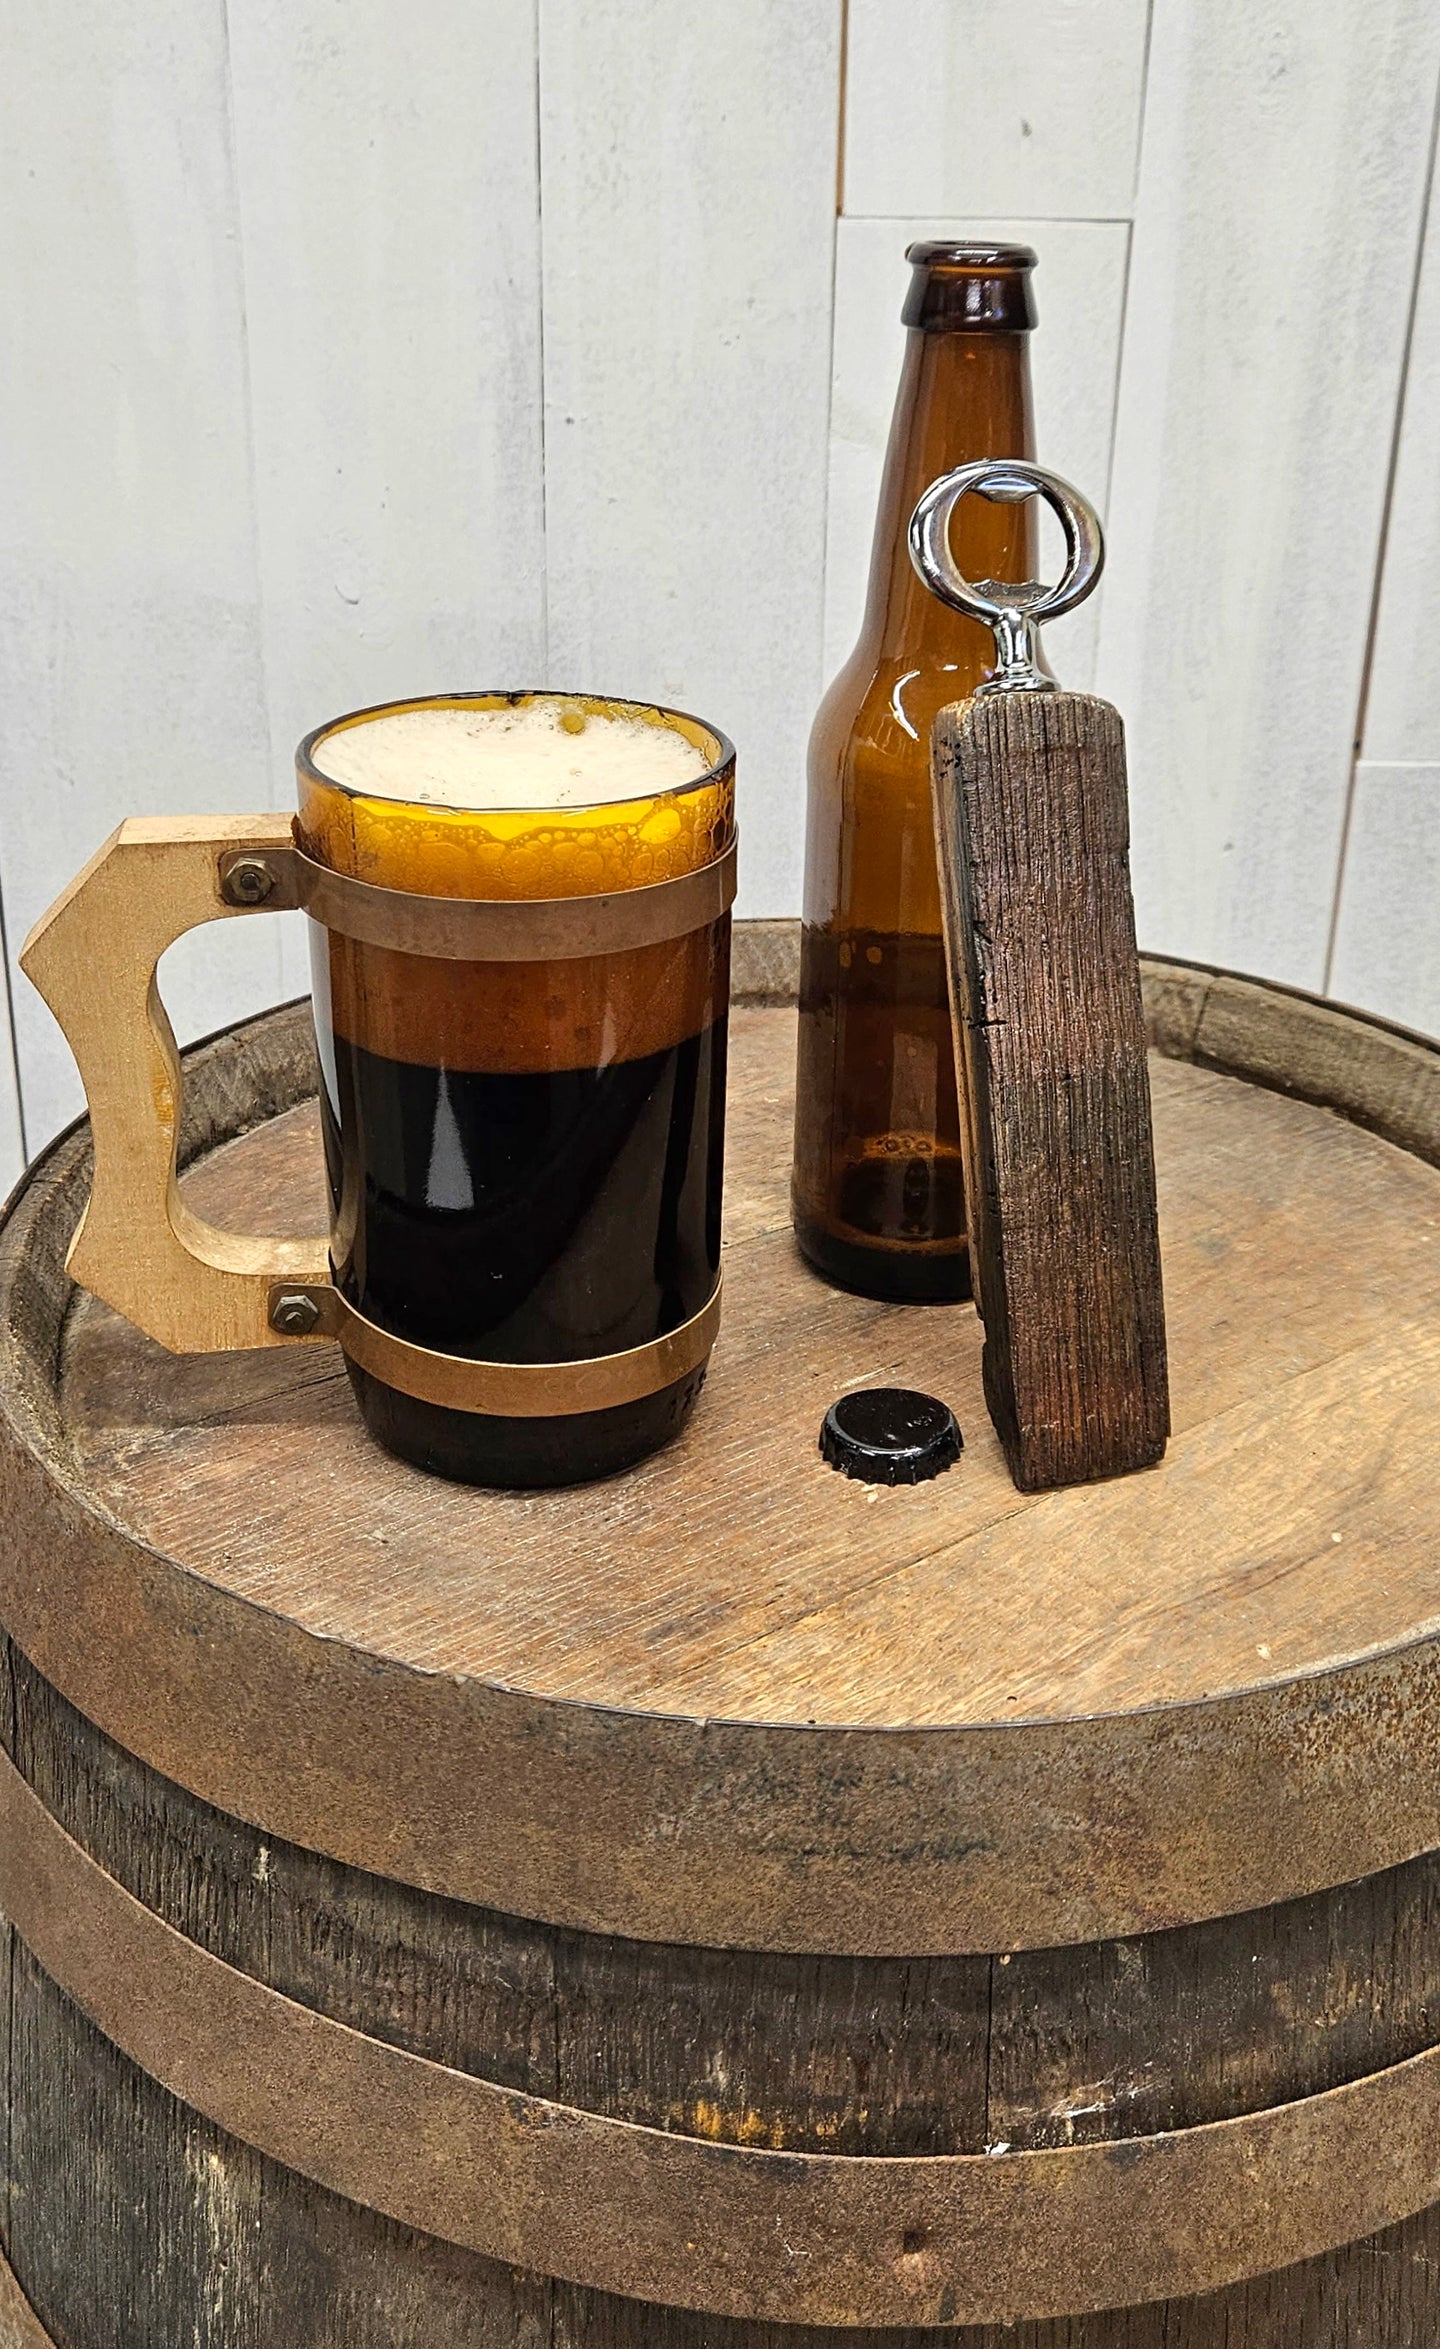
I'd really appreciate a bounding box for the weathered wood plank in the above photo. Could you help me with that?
[0,1635,11,2261]
[223,0,548,1005]
[1330,763,1440,1041]
[7,1639,1440,2340]
[537,0,842,921]
[933,689,1168,1489]
[0,0,281,1146]
[8,988,1440,1961]
[1096,0,1440,988]
[7,1643,269,2347]
[55,1005,1440,1729]
[9,1953,265,2349]
[1359,123,1440,768]
[990,1854,1440,2148]
[842,0,1151,221]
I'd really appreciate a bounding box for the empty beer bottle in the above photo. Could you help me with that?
[792,242,1043,1301]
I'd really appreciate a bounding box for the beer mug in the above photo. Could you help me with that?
[22,692,736,1487]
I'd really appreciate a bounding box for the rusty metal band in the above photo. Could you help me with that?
[227,837,737,961]
[0,2252,51,2349]
[323,1279,722,1416]
[4,1743,1440,2330]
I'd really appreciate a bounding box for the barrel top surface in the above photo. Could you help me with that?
[8,957,1440,1952]
[52,1003,1440,1731]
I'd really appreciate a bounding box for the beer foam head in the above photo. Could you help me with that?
[312,696,712,813]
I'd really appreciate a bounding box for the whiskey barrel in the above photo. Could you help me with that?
[4,931,1440,2345]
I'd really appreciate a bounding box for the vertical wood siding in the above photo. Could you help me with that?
[843,0,1152,219]
[2,0,1438,1182]
[537,0,841,918]
[226,0,549,1005]
[1330,130,1440,1030]
[1096,0,1440,989]
[0,0,273,1153]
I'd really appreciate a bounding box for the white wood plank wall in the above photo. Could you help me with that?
[2,0,1439,1190]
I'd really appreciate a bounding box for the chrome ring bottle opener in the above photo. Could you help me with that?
[910,456,1169,1492]
[907,460,1105,693]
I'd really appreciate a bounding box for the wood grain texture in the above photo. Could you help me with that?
[842,0,1151,220]
[823,219,1130,697]
[1096,0,1440,990]
[732,918,802,1004]
[60,1006,1440,1728]
[224,0,547,1005]
[9,8,1439,1151]
[933,691,1168,1489]
[18,817,327,1354]
[1360,131,1440,766]
[1155,959,1440,1168]
[0,0,283,1145]
[6,978,1440,1957]
[0,1630,11,2293]
[4,9,1439,1155]
[1330,764,1440,1038]
[537,0,842,922]
[0,2246,50,2349]
[9,1640,1440,2339]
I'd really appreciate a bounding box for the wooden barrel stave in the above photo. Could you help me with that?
[7,1631,1440,2341]
[5,946,1440,2338]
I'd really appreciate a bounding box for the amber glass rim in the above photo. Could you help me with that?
[902,242,1038,332]
[904,240,1038,271]
[297,689,736,820]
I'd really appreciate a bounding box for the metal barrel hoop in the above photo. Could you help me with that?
[5,1736,1440,2332]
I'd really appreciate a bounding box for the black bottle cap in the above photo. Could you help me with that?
[819,1388,963,1486]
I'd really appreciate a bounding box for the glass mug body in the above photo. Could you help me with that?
[298,692,734,1487]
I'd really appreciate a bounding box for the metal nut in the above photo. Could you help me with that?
[221,855,276,907]
[270,1290,321,1337]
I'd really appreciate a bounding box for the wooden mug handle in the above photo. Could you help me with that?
[19,815,330,1355]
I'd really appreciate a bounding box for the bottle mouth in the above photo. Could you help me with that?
[902,242,1038,333]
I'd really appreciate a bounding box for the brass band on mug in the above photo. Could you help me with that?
[287,697,737,1481]
[278,1277,724,1416]
[262,830,737,1419]
[221,833,738,963]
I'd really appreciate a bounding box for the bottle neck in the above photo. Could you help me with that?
[859,327,1038,667]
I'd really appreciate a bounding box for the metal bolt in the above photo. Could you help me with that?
[222,855,275,907]
[270,1290,320,1337]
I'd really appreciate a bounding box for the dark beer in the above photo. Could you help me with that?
[300,692,734,1486]
[793,926,963,1301]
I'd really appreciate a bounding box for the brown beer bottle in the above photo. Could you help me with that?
[792,242,1042,1301]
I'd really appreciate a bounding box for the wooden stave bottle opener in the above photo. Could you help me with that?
[909,459,1170,1493]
